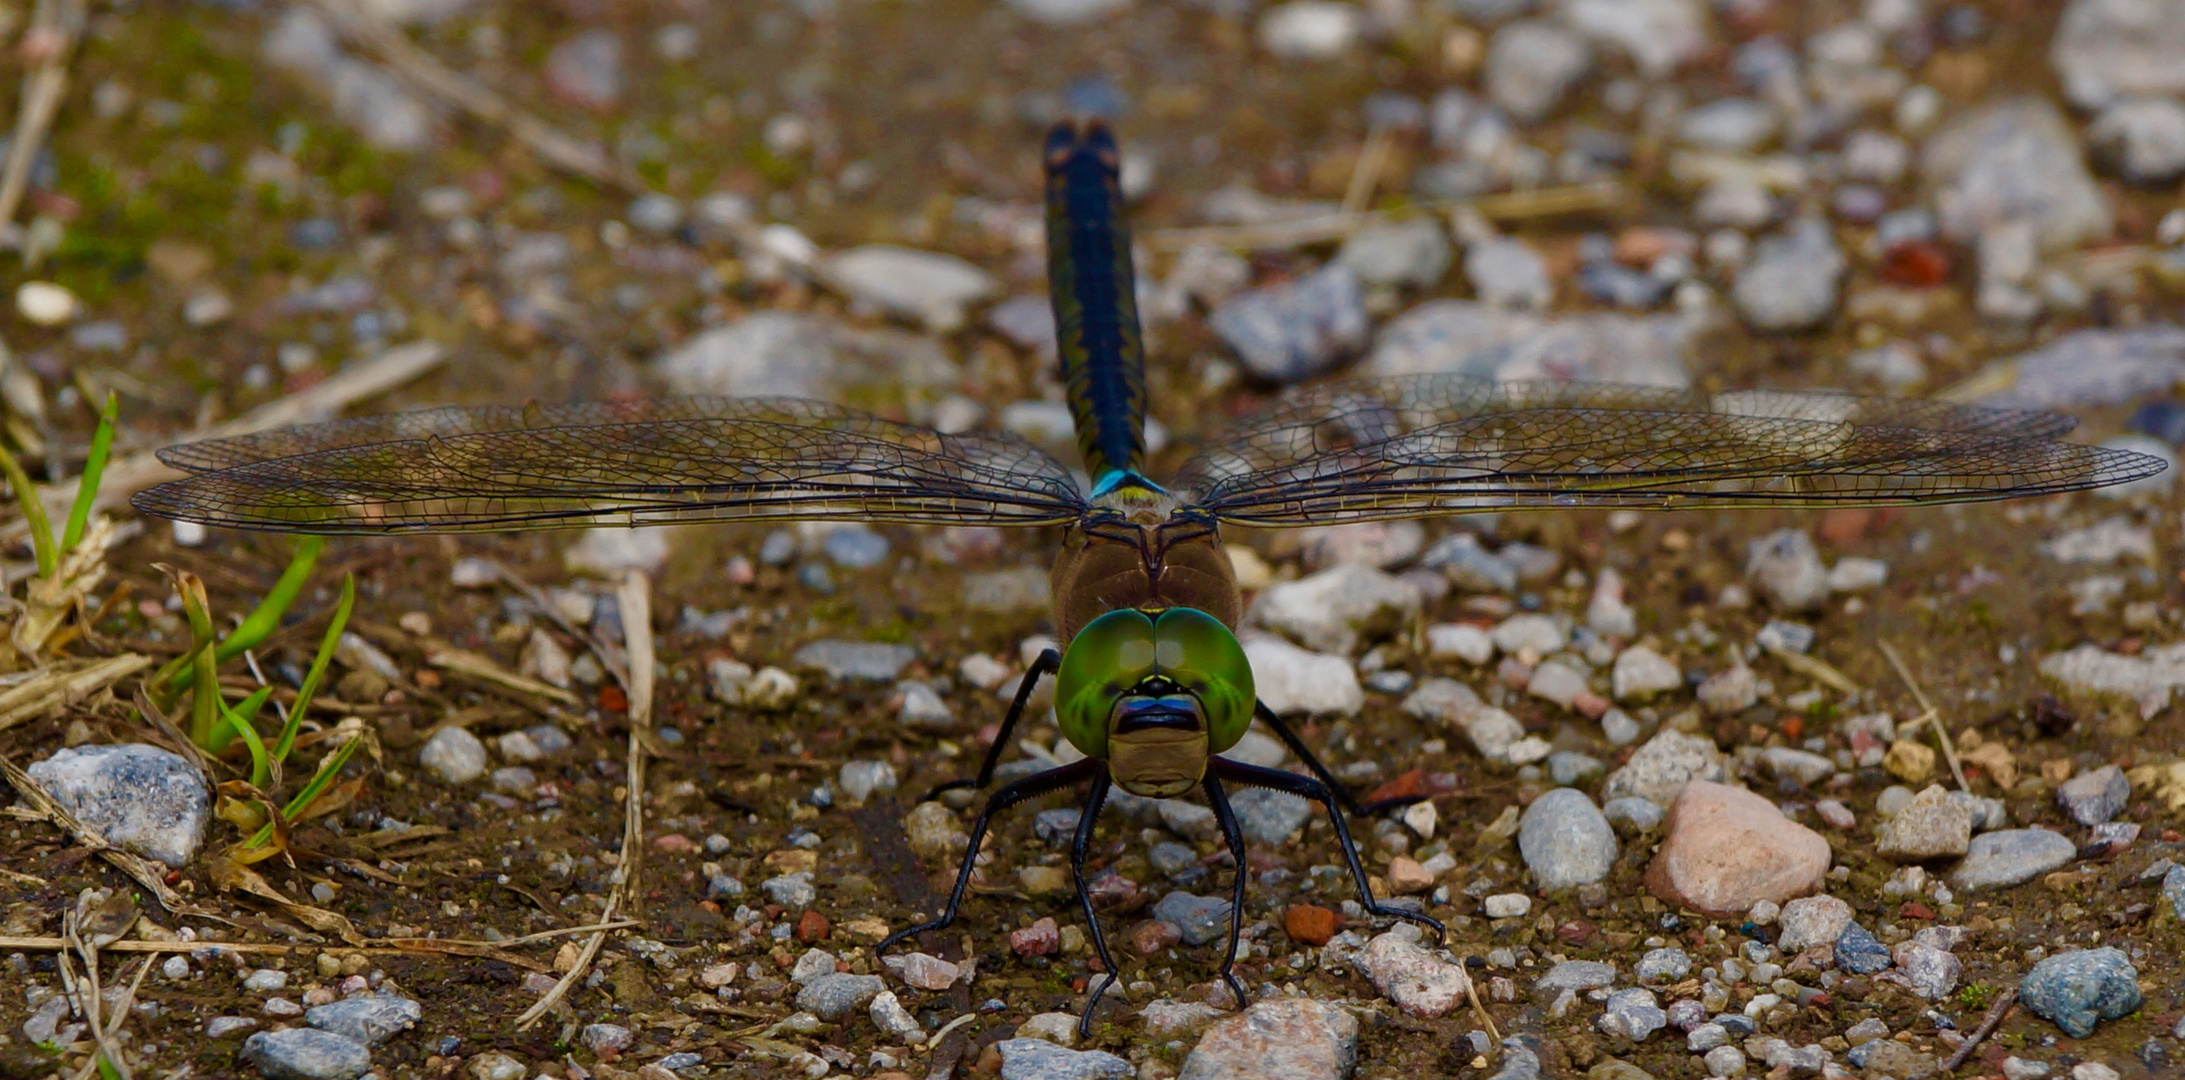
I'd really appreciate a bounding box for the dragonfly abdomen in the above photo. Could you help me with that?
[1044,121,1146,482]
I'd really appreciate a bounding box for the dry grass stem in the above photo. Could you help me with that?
[1878,641,1969,791]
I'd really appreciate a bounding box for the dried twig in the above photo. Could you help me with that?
[421,641,581,709]
[1940,986,2015,1072]
[1761,641,1860,696]
[0,0,90,234]
[515,570,652,1029]
[1341,123,1394,216]
[1879,641,1969,791]
[300,0,644,194]
[0,653,153,733]
[1142,182,1626,252]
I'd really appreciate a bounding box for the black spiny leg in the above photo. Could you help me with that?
[1069,768,1119,1040]
[880,757,1099,956]
[1253,700,1424,818]
[922,648,1062,804]
[1201,773,1253,1012]
[1210,758,1445,943]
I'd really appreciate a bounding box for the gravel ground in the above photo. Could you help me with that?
[1,2,2185,1079]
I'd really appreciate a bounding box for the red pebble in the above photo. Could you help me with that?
[1285,904,1338,946]
[1556,920,1596,945]
[1364,769,1429,806]
[600,684,628,712]
[1877,240,1951,287]
[1010,917,1060,957]
[795,910,830,943]
[652,834,696,853]
[1898,902,1935,920]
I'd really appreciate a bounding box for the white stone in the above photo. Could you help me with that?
[1426,623,1495,665]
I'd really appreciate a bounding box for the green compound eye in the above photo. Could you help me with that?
[1054,609,1158,760]
[1053,607,1257,761]
[1149,608,1254,753]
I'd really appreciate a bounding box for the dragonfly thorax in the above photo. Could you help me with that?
[1053,483,1239,645]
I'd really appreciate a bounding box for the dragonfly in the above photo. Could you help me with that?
[134,122,2164,1033]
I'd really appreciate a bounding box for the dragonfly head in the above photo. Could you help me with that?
[1054,607,1255,799]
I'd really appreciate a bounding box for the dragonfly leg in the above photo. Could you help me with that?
[1200,772,1253,1014]
[1209,758,1445,944]
[1069,768,1121,1041]
[921,648,1062,804]
[1253,701,1424,818]
[879,757,1099,958]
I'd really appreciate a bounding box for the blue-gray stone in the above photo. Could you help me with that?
[1419,533,1519,592]
[821,526,890,568]
[1546,750,1605,787]
[1033,808,1081,847]
[1518,787,1617,889]
[2056,764,2130,826]
[2020,947,2142,1038]
[759,530,797,566]
[1151,891,1234,946]
[27,743,212,867]
[1951,828,2076,890]
[1835,923,1892,974]
[1538,960,1615,993]
[796,563,835,593]
[303,994,420,1047]
[761,872,816,910]
[1208,263,1368,384]
[1229,785,1312,844]
[1597,987,1666,1041]
[1149,841,1201,878]
[2164,862,2185,920]
[792,640,917,681]
[239,1028,371,1080]
[795,973,885,1021]
[995,1038,1133,1080]
[1602,796,1664,834]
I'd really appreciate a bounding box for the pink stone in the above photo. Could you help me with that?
[895,952,960,991]
[1129,920,1182,954]
[652,834,695,853]
[1010,917,1059,957]
[1643,780,1831,918]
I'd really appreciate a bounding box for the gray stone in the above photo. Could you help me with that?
[543,29,623,110]
[263,11,435,152]
[1246,636,1364,717]
[1597,987,1667,1041]
[820,245,997,333]
[1537,960,1616,993]
[2052,0,2185,108]
[1177,996,1358,1080]
[2165,862,2185,920]
[1957,830,2071,891]
[1465,236,1554,309]
[795,973,885,1021]
[1337,218,1453,289]
[2057,764,2130,825]
[654,311,956,401]
[1602,796,1664,834]
[1152,891,1235,946]
[2091,96,2185,183]
[1611,645,1681,702]
[1678,98,1779,151]
[1209,263,1368,383]
[1556,0,1707,76]
[26,743,211,867]
[239,1028,372,1080]
[1980,326,2185,412]
[1636,947,1690,984]
[1876,785,1973,861]
[1231,786,1313,845]
[1249,562,1420,655]
[1358,931,1472,1018]
[996,1038,1133,1080]
[2019,947,2142,1038]
[1485,21,1591,122]
[1519,788,1618,889]
[1891,941,1962,1000]
[1745,529,1829,610]
[1733,219,1846,332]
[762,872,817,910]
[792,640,917,681]
[1366,300,1693,388]
[837,760,898,803]
[1601,729,1727,807]
[303,994,420,1047]
[1775,895,1853,952]
[1921,97,2112,251]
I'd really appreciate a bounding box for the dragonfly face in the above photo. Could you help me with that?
[1053,607,1255,798]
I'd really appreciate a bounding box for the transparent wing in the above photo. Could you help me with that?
[132,398,1089,533]
[1174,377,2165,526]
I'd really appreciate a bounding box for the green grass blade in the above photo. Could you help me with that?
[279,733,362,825]
[60,392,117,556]
[272,573,354,783]
[0,438,54,579]
[176,573,221,747]
[166,535,326,693]
[223,687,275,788]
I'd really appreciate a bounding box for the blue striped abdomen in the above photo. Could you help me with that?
[1045,122,1146,483]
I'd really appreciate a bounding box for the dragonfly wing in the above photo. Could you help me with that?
[133,398,1088,533]
[1174,376,2165,526]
